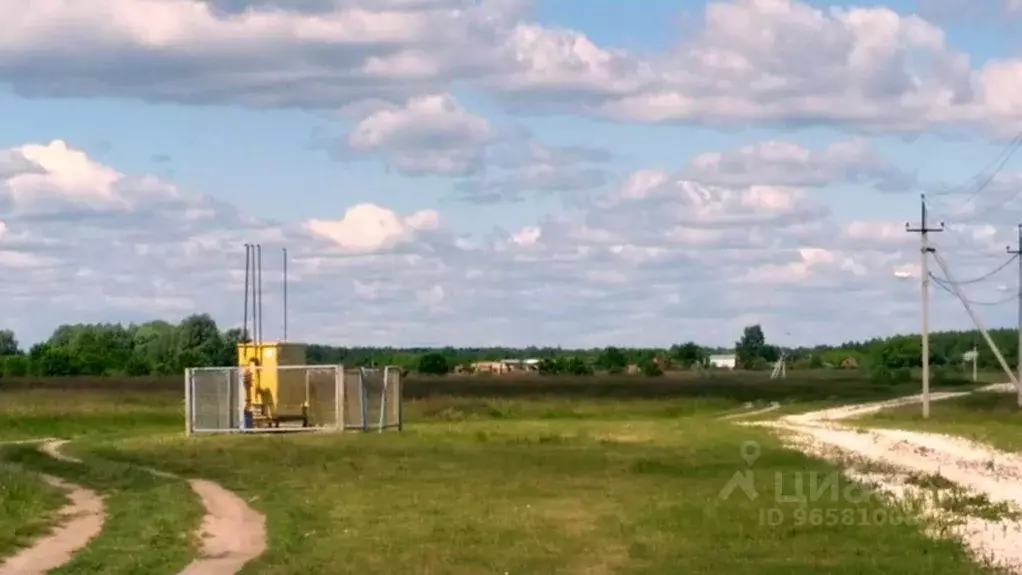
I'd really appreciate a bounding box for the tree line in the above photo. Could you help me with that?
[0,315,1016,378]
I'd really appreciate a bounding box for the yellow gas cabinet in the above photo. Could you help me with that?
[238,342,308,428]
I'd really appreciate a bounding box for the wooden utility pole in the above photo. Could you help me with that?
[906,194,943,418]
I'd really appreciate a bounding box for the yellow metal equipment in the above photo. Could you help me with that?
[238,341,308,428]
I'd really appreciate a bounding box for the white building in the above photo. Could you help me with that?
[708,354,737,370]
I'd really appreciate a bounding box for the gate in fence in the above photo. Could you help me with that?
[184,364,403,435]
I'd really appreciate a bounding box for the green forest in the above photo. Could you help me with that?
[0,314,1015,379]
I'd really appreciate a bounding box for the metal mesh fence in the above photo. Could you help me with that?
[188,369,238,432]
[186,364,402,434]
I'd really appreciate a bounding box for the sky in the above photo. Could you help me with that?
[2,0,1022,349]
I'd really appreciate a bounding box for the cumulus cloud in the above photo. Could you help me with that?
[454,131,615,203]
[1,0,1020,135]
[340,94,614,202]
[305,203,439,253]
[0,138,1011,348]
[0,0,520,108]
[346,94,494,176]
[496,0,1022,134]
[683,139,916,191]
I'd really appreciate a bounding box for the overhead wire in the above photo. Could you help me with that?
[941,253,1018,285]
[930,130,1022,223]
[929,272,1018,307]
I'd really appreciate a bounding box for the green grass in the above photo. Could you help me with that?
[858,390,1022,453]
[0,376,1009,574]
[99,418,992,574]
[0,389,182,441]
[0,389,201,574]
[0,446,203,575]
[0,462,67,560]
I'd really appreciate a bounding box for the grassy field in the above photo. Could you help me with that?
[0,461,66,559]
[0,373,1006,574]
[859,389,1022,453]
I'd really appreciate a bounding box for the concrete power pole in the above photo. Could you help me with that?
[1008,224,1022,405]
[906,194,944,419]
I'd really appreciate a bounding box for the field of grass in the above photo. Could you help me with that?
[859,389,1022,454]
[0,461,66,559]
[0,373,1006,574]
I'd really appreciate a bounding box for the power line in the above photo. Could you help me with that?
[929,130,1022,258]
[937,254,1018,286]
[931,131,1022,197]
[930,273,1017,306]
[932,130,1022,201]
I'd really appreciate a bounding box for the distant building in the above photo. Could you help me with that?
[708,354,737,370]
[470,359,540,375]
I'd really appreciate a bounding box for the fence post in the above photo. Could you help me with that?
[184,368,192,437]
[396,369,403,432]
[360,368,368,432]
[378,366,389,433]
[341,367,349,428]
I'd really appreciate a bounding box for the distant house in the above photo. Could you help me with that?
[470,359,540,375]
[708,354,737,370]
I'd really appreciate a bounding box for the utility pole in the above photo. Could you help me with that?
[906,194,943,418]
[1008,224,1022,405]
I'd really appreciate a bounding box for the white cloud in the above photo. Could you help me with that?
[346,94,494,176]
[0,136,1013,348]
[684,139,915,191]
[0,0,519,107]
[341,95,614,202]
[305,203,439,254]
[2,0,1020,134]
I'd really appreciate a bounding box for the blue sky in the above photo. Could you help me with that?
[1,0,1021,348]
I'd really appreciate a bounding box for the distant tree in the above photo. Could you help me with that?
[808,353,824,369]
[562,357,593,376]
[735,324,766,369]
[761,344,782,364]
[176,314,228,370]
[537,358,563,375]
[638,357,663,377]
[595,346,628,373]
[1,355,28,377]
[0,330,19,356]
[671,342,705,368]
[417,352,450,375]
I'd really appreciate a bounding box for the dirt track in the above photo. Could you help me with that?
[750,384,1022,573]
[4,439,267,575]
[0,474,104,575]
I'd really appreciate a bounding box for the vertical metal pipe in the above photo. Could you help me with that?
[283,247,288,343]
[257,243,263,346]
[250,245,257,348]
[243,244,250,343]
